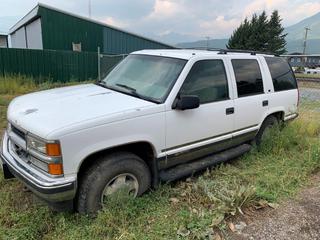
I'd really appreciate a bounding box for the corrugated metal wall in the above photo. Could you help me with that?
[0,48,98,82]
[38,6,172,54]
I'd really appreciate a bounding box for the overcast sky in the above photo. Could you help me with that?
[1,0,320,43]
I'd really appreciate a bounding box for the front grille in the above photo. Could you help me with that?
[11,125,26,140]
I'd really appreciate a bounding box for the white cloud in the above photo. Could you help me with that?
[101,17,128,29]
[0,0,319,43]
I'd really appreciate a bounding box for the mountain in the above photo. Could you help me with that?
[176,12,320,54]
[285,12,320,41]
[176,39,228,49]
[151,32,199,45]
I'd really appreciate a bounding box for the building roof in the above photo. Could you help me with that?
[9,3,174,48]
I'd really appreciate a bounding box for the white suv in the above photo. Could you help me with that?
[1,49,298,213]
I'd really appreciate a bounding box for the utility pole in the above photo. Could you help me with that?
[88,0,92,18]
[303,27,310,55]
[205,36,210,50]
[302,27,310,67]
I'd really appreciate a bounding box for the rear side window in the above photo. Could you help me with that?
[264,57,297,91]
[180,60,229,104]
[232,59,264,97]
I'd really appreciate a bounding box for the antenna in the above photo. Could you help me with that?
[88,0,92,18]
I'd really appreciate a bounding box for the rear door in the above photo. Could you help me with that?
[264,57,298,119]
[229,57,269,143]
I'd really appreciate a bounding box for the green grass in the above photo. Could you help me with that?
[0,76,319,239]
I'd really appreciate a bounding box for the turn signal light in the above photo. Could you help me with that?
[46,143,61,156]
[48,163,64,175]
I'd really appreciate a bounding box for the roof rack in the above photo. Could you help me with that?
[217,49,277,56]
[179,47,277,56]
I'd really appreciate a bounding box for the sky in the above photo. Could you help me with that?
[1,0,320,43]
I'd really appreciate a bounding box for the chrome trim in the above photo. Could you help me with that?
[8,130,26,150]
[284,113,298,121]
[28,148,62,163]
[1,131,76,202]
[7,123,63,175]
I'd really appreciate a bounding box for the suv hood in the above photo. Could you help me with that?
[7,84,158,138]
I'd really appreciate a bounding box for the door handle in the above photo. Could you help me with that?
[262,100,268,107]
[226,107,234,115]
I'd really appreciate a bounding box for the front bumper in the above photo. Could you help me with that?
[1,131,77,202]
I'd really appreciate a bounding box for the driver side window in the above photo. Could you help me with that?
[179,59,229,104]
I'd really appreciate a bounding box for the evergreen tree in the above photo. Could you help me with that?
[227,10,287,54]
[267,10,287,55]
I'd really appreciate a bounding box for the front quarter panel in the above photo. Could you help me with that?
[59,108,166,175]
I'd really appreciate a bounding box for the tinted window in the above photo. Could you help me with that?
[180,60,229,104]
[232,59,264,97]
[264,57,297,91]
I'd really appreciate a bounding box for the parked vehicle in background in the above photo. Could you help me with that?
[1,49,298,214]
[304,67,320,75]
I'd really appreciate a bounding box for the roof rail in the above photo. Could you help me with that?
[179,47,224,51]
[217,48,277,56]
[177,47,278,56]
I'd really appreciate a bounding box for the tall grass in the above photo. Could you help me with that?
[0,75,92,95]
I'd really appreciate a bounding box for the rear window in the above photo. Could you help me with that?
[232,59,264,97]
[265,57,297,91]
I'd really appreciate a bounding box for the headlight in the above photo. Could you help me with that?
[26,134,63,176]
[27,135,47,154]
[26,134,62,157]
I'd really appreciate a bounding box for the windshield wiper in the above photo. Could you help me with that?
[115,84,137,92]
[115,83,160,103]
[95,81,110,89]
[115,83,145,99]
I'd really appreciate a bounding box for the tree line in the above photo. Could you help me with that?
[227,10,287,55]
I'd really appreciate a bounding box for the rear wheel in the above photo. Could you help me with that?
[255,115,279,146]
[77,152,151,214]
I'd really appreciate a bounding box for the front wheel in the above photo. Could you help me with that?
[76,152,151,214]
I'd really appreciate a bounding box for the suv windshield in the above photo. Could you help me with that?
[100,54,187,103]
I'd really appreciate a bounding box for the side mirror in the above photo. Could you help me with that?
[173,95,200,110]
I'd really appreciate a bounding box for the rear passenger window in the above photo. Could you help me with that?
[232,59,264,97]
[264,57,297,91]
[180,60,229,104]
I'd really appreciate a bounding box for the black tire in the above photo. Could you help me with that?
[76,152,151,214]
[255,115,278,146]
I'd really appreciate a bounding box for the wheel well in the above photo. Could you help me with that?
[268,111,285,122]
[77,142,156,183]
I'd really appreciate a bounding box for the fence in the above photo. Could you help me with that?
[0,48,126,82]
[98,51,127,81]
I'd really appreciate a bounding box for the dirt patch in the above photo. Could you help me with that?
[227,173,320,240]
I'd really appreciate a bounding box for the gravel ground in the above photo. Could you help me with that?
[300,88,320,101]
[227,174,320,240]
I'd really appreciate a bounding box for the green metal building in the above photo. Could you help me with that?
[9,3,173,54]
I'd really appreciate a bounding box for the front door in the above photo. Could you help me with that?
[163,59,235,169]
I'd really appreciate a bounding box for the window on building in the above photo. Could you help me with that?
[179,60,229,104]
[297,58,301,63]
[231,59,264,97]
[290,58,294,62]
[264,57,297,91]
